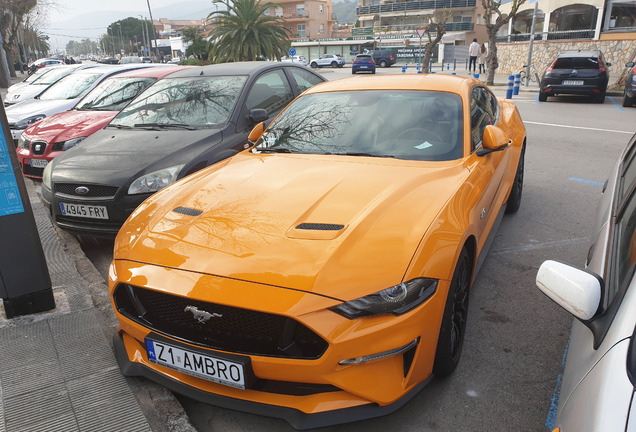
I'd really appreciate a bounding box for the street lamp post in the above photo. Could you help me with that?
[116,23,124,56]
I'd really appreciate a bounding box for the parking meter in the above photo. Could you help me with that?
[0,101,55,318]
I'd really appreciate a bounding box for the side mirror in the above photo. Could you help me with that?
[248,108,268,124]
[627,62,635,68]
[248,122,265,143]
[536,260,602,321]
[477,125,510,156]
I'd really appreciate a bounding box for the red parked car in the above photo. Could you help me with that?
[16,66,187,179]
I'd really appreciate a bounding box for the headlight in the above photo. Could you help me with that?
[128,165,184,195]
[42,162,53,190]
[17,134,29,149]
[330,278,438,319]
[14,114,46,130]
[61,137,86,151]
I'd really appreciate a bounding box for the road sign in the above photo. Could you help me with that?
[416,28,427,38]
[289,48,296,56]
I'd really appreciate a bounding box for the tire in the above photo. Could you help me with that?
[538,91,547,102]
[372,69,376,74]
[352,70,356,74]
[505,144,525,214]
[594,91,606,104]
[379,60,387,68]
[623,92,634,108]
[433,248,471,378]
[310,62,318,68]
[331,61,337,68]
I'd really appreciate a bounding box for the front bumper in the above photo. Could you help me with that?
[110,260,448,427]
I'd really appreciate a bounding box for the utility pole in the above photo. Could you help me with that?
[146,0,160,58]
[117,23,124,56]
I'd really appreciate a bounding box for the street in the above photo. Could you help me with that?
[77,68,635,431]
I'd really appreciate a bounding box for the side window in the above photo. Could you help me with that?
[469,86,494,151]
[610,190,636,306]
[245,70,294,116]
[289,68,324,93]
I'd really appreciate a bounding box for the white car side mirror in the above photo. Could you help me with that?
[536,260,602,321]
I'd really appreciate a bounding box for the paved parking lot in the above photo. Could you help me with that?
[72,67,635,431]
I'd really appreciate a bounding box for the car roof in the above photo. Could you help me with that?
[558,50,602,58]
[110,65,192,79]
[71,64,156,75]
[162,61,313,79]
[304,73,467,94]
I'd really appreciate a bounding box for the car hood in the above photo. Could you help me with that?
[116,153,468,300]
[6,98,78,124]
[50,128,223,186]
[5,85,47,105]
[24,110,116,144]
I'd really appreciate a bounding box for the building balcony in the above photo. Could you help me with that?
[495,29,595,43]
[356,0,476,15]
[352,21,474,36]
[283,13,310,21]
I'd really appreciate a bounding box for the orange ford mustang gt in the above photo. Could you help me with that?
[110,74,526,429]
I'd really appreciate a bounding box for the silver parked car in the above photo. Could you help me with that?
[309,53,345,68]
[536,132,636,432]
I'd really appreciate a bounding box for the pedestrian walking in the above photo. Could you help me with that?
[468,38,480,74]
[479,43,487,74]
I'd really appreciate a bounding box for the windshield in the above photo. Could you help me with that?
[39,73,101,101]
[254,91,464,161]
[35,67,76,86]
[111,76,247,129]
[75,77,156,111]
[25,68,54,84]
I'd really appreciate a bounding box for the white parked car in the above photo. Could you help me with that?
[6,64,155,144]
[309,53,345,68]
[536,132,636,432]
[4,64,90,107]
[281,55,308,67]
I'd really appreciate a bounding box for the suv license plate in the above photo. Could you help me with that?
[562,80,584,85]
[145,338,247,389]
[59,202,108,219]
[30,159,48,168]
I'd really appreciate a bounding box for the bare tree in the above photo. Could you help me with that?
[482,0,527,85]
[421,9,452,72]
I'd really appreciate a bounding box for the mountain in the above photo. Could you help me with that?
[333,0,358,25]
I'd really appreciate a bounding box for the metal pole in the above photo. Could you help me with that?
[525,2,538,86]
[146,0,160,58]
[117,23,124,56]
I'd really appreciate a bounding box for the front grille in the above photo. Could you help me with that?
[296,223,345,231]
[22,163,44,178]
[55,183,120,198]
[30,140,47,155]
[114,284,328,360]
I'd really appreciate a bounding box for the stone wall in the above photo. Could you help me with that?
[495,39,636,87]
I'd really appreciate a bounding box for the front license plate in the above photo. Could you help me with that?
[30,158,48,168]
[145,338,246,389]
[562,80,584,85]
[59,202,108,219]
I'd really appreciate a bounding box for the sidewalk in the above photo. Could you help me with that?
[1,74,195,432]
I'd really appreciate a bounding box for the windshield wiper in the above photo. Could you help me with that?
[134,123,195,130]
[253,147,293,153]
[106,124,132,129]
[334,152,395,158]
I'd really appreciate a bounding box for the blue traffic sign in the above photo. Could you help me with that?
[289,48,296,56]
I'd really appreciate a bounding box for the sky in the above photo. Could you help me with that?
[42,0,215,52]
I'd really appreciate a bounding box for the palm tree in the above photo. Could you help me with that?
[207,0,291,63]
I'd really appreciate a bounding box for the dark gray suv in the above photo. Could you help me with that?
[539,50,611,103]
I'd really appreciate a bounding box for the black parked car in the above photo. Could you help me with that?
[624,61,635,108]
[41,62,326,237]
[539,50,611,103]
[371,50,396,68]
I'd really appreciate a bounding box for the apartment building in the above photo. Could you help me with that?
[264,0,336,39]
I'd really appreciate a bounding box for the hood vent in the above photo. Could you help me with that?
[295,223,345,231]
[172,206,203,217]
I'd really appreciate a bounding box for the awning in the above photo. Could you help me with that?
[359,15,375,21]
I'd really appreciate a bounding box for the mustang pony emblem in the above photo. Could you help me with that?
[184,305,222,324]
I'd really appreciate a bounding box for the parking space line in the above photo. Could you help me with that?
[524,121,634,134]
[608,97,625,111]
[570,177,605,186]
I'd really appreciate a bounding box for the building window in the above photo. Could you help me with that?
[319,24,324,33]
[320,4,324,13]
[608,2,636,29]
[287,5,291,11]
[297,5,305,16]
[275,7,283,16]
[297,24,306,37]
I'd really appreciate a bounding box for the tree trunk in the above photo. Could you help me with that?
[485,31,499,85]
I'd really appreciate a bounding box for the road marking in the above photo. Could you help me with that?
[546,337,570,430]
[524,121,634,134]
[608,97,625,111]
[490,237,590,255]
[570,177,605,186]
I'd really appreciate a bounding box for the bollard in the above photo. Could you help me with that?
[451,72,456,75]
[454,59,457,70]
[447,60,450,70]
[402,66,406,73]
[506,75,514,99]
[474,73,479,79]
[513,73,521,95]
